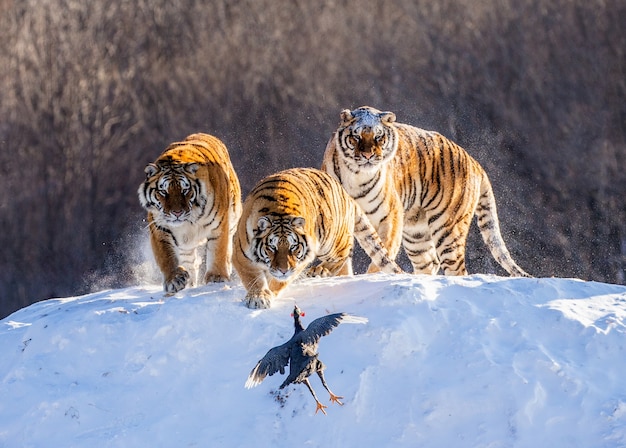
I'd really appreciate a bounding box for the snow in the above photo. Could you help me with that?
[1,273,626,447]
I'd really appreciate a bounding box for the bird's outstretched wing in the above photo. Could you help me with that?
[245,343,291,389]
[300,313,368,346]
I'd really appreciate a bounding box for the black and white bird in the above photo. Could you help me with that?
[245,305,368,415]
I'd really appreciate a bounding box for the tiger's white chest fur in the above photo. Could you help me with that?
[170,221,208,250]
[164,221,206,286]
[333,151,396,223]
[164,195,224,285]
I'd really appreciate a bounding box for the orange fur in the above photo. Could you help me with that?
[322,106,529,277]
[138,133,242,294]
[233,168,402,309]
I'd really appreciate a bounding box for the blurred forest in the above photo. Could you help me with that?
[0,0,624,318]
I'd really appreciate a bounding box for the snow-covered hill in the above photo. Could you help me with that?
[1,274,625,447]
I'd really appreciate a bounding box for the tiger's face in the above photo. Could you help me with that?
[337,106,397,172]
[254,215,310,281]
[138,162,206,227]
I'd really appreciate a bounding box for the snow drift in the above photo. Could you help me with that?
[1,274,625,447]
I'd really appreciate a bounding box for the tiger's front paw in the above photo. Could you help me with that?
[244,289,273,309]
[164,266,190,294]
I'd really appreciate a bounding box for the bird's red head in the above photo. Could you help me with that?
[291,306,305,317]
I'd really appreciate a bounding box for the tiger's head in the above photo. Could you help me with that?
[138,161,206,227]
[336,106,398,172]
[253,215,312,281]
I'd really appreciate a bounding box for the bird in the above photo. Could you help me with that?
[245,305,368,415]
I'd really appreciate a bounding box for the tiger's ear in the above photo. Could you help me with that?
[380,111,396,123]
[144,163,159,178]
[184,163,200,175]
[340,109,354,126]
[257,216,272,233]
[291,217,305,229]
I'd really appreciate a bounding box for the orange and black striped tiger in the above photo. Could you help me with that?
[138,133,242,294]
[233,167,402,309]
[322,106,529,277]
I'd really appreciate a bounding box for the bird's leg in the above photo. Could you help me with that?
[303,379,328,415]
[317,370,344,406]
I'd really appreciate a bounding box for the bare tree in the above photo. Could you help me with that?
[0,0,623,317]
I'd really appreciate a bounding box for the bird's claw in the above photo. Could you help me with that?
[315,401,328,415]
[314,393,343,414]
[329,393,344,406]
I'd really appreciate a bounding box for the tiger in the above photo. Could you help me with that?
[138,133,242,294]
[321,106,530,277]
[232,167,403,309]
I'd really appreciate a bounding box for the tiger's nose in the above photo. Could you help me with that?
[171,209,184,218]
[361,151,374,160]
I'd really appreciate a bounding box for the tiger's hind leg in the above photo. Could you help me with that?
[430,216,472,276]
[308,258,353,277]
[311,227,355,277]
[402,210,440,275]
[201,231,233,283]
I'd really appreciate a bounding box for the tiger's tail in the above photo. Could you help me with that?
[475,174,531,277]
[352,204,404,275]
